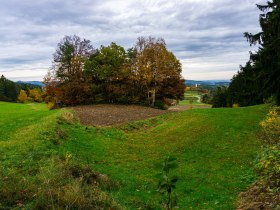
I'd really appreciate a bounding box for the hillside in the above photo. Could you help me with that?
[0,102,268,209]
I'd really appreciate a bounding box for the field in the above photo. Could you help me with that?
[0,101,268,209]
[178,90,211,108]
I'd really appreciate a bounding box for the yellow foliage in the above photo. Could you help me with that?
[47,101,56,110]
[29,88,42,102]
[259,107,280,144]
[18,90,28,103]
[232,103,240,108]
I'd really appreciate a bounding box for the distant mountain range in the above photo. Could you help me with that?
[16,81,44,87]
[185,80,230,87]
[15,80,229,88]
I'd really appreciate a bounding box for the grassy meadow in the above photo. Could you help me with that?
[0,101,268,209]
[179,90,211,107]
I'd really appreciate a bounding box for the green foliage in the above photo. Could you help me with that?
[227,62,263,106]
[229,0,280,105]
[255,146,280,191]
[156,156,178,209]
[0,75,18,102]
[201,86,229,107]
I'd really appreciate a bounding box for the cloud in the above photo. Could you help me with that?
[0,0,266,81]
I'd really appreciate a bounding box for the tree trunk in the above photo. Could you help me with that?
[151,89,155,106]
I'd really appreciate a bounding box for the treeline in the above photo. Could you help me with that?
[203,1,280,107]
[0,75,42,102]
[223,1,279,107]
[44,36,185,107]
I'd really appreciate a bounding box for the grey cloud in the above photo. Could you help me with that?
[0,0,267,80]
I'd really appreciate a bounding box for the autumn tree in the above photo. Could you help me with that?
[133,37,184,106]
[18,90,28,103]
[29,88,43,102]
[46,35,95,105]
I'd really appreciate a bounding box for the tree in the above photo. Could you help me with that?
[0,75,18,102]
[227,62,263,106]
[29,88,43,102]
[212,86,228,108]
[243,0,280,105]
[53,35,95,82]
[133,37,184,106]
[18,90,28,103]
[84,42,128,102]
[46,35,95,105]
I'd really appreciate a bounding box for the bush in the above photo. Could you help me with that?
[255,146,280,191]
[238,106,280,209]
[47,101,56,110]
[257,107,280,191]
[154,100,168,110]
[232,103,240,108]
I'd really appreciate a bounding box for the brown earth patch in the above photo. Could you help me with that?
[71,104,171,126]
[237,183,280,210]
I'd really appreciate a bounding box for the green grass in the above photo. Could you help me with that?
[0,101,268,209]
[180,90,211,107]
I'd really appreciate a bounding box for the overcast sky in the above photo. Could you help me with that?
[0,0,265,81]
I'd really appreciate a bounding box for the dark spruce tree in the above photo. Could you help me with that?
[0,75,18,102]
[229,0,280,106]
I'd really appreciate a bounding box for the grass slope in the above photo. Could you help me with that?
[0,102,268,209]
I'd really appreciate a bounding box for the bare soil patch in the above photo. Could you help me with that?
[71,104,171,126]
[237,183,280,210]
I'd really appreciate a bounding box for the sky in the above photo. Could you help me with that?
[0,0,265,81]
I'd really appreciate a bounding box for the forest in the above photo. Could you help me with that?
[0,75,43,102]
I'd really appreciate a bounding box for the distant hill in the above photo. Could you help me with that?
[16,81,44,87]
[185,80,230,87]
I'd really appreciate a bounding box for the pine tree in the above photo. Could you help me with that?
[244,0,280,104]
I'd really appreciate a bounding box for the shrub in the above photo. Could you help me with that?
[47,101,56,110]
[238,106,280,209]
[257,107,280,192]
[156,156,179,210]
[154,100,168,110]
[232,103,240,108]
[255,146,280,191]
[57,111,78,125]
[18,90,28,103]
